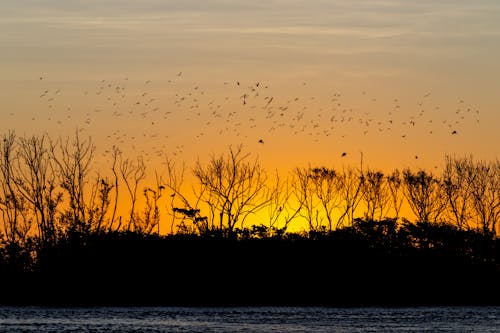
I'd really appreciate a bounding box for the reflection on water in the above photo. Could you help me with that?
[0,306,498,332]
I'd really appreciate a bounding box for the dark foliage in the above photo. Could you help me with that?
[0,218,497,306]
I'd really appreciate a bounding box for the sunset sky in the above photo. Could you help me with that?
[1,0,499,175]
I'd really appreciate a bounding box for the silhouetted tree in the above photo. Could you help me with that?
[163,157,208,234]
[0,130,498,307]
[0,131,31,248]
[442,155,474,229]
[403,169,446,223]
[336,166,364,228]
[171,207,207,235]
[361,169,390,221]
[294,165,364,231]
[352,217,398,249]
[138,172,163,235]
[266,171,301,234]
[14,134,62,246]
[466,159,499,236]
[310,167,341,231]
[50,131,95,234]
[119,155,146,231]
[86,175,113,233]
[108,146,121,231]
[193,145,269,236]
[293,166,318,231]
[386,170,404,220]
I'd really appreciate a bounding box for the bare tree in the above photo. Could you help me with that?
[336,166,364,228]
[402,169,446,223]
[108,146,121,232]
[50,131,95,234]
[0,132,31,247]
[119,155,146,231]
[192,145,269,236]
[86,174,113,234]
[313,167,341,231]
[466,159,499,236]
[292,166,342,232]
[293,167,319,231]
[266,171,302,234]
[386,170,404,220]
[362,169,390,221]
[14,134,62,246]
[442,155,474,229]
[310,167,341,231]
[163,157,206,234]
[138,172,164,235]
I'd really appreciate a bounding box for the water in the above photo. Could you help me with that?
[0,306,498,332]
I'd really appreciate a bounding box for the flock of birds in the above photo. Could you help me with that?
[26,73,481,165]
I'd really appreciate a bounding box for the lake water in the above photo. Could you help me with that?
[0,306,498,332]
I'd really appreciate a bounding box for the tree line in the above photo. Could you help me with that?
[0,130,498,305]
[0,131,499,261]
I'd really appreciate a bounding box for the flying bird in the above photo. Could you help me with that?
[265,97,274,108]
[341,152,347,157]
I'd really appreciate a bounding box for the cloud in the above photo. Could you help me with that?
[1,0,499,72]
[3,0,499,41]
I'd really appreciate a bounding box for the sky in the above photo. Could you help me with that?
[1,0,499,176]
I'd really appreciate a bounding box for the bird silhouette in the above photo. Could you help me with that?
[31,74,481,170]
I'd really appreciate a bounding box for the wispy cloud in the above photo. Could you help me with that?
[1,0,499,75]
[3,0,499,40]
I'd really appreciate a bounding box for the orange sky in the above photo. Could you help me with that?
[1,0,499,175]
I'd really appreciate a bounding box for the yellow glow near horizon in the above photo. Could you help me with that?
[1,1,499,233]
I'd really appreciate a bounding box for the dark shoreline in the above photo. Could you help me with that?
[2,222,498,307]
